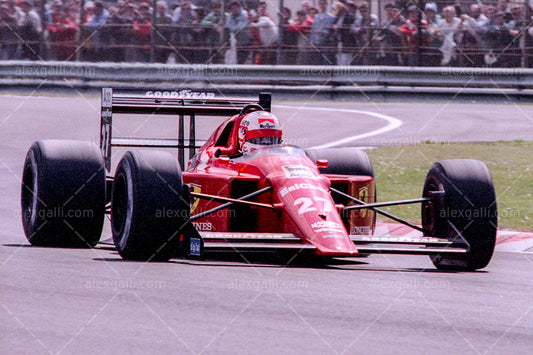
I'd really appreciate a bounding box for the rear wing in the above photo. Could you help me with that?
[100,88,271,171]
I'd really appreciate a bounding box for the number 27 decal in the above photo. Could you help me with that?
[294,197,333,215]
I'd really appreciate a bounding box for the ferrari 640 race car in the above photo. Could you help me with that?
[20,89,498,270]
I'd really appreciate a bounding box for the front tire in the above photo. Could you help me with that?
[21,140,106,247]
[111,150,186,261]
[422,159,497,271]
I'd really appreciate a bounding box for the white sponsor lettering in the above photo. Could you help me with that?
[280,183,328,197]
[193,222,213,231]
[351,226,371,235]
[311,221,342,230]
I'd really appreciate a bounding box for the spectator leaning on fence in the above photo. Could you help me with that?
[19,0,43,60]
[482,7,516,67]
[527,4,533,66]
[0,1,19,60]
[132,2,151,62]
[437,6,461,66]
[226,1,252,64]
[506,1,526,67]
[106,1,133,62]
[333,1,356,66]
[251,1,278,65]
[191,6,209,63]
[201,1,227,64]
[380,3,402,65]
[309,0,335,65]
[46,0,77,60]
[153,1,172,63]
[421,2,443,66]
[280,7,296,64]
[379,2,405,66]
[287,9,313,65]
[173,0,195,63]
[351,1,379,65]
[456,4,486,67]
[399,6,429,66]
[83,0,109,61]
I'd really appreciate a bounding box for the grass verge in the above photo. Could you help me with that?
[366,141,533,231]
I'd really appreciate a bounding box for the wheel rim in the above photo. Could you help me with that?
[112,173,128,237]
[21,163,38,227]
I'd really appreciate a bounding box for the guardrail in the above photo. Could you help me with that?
[2,61,533,99]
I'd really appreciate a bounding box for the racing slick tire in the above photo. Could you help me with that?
[21,140,106,247]
[111,150,185,261]
[305,148,374,178]
[422,159,497,271]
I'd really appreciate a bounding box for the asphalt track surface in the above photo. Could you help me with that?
[1,94,532,354]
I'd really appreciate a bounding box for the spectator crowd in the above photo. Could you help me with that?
[1,0,533,67]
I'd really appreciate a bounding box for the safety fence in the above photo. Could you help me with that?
[2,60,533,89]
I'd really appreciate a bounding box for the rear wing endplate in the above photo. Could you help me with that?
[100,88,271,171]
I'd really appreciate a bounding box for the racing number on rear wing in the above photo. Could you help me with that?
[100,88,113,171]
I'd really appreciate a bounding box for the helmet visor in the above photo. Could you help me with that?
[247,136,281,145]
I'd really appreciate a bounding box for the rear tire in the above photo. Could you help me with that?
[422,159,497,271]
[21,140,106,247]
[111,150,186,261]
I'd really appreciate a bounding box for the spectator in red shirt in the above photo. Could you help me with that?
[399,6,429,66]
[288,9,313,65]
[132,3,151,62]
[46,8,78,60]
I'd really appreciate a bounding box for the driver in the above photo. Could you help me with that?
[238,111,282,153]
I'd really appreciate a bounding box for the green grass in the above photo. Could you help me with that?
[366,141,533,231]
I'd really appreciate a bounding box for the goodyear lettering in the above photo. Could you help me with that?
[145,90,215,99]
[280,182,328,197]
[359,236,442,243]
[202,233,297,240]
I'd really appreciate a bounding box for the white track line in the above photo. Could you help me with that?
[274,104,403,149]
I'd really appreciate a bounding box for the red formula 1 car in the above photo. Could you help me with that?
[20,89,498,270]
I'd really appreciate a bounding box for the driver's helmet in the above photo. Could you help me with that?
[238,111,282,151]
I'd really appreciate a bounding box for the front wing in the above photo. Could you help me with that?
[187,232,468,257]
